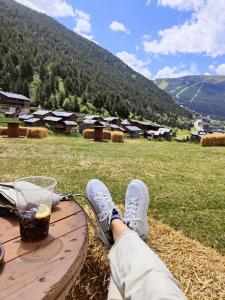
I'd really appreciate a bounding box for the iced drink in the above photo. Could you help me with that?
[18,203,51,242]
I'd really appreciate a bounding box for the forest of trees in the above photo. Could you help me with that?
[0,0,193,128]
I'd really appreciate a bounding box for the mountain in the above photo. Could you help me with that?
[156,75,225,120]
[0,0,192,128]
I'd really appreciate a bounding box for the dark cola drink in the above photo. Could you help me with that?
[18,203,51,242]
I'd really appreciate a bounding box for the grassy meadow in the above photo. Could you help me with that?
[0,136,225,255]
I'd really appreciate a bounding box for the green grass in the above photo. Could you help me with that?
[1,136,225,255]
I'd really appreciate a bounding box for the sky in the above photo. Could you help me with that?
[15,0,225,80]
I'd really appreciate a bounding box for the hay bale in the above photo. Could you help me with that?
[19,127,29,137]
[0,127,8,136]
[201,133,225,147]
[27,127,48,138]
[103,130,111,140]
[111,131,124,143]
[83,129,94,139]
[69,205,225,300]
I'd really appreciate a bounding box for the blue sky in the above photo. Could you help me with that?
[15,0,225,79]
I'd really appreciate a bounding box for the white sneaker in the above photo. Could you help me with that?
[86,179,120,248]
[124,179,150,240]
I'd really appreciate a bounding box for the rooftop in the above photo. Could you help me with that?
[126,126,142,132]
[64,121,78,126]
[24,118,40,123]
[33,110,51,116]
[44,116,62,122]
[0,91,30,101]
[52,111,75,118]
[19,114,34,120]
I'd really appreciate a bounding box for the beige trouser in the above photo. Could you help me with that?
[107,231,186,300]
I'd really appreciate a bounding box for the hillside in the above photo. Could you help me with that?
[0,0,192,128]
[156,75,225,120]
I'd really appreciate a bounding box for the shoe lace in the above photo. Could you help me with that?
[92,192,115,225]
[125,197,143,226]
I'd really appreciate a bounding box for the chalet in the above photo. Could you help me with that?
[104,117,121,126]
[83,115,105,122]
[44,116,64,133]
[52,111,78,121]
[33,110,52,119]
[125,126,142,138]
[110,124,125,132]
[19,114,34,121]
[80,118,105,133]
[23,118,44,127]
[121,119,131,129]
[147,127,172,140]
[4,111,16,118]
[0,91,30,115]
[63,121,78,134]
[130,120,162,132]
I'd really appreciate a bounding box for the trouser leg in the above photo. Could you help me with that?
[108,231,186,300]
[107,276,123,300]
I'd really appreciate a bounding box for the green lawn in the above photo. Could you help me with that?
[1,136,225,255]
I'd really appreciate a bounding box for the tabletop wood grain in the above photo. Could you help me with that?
[0,201,88,300]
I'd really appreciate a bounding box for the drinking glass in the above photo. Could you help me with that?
[14,176,57,242]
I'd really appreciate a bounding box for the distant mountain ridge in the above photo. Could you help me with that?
[155,75,225,120]
[0,0,192,128]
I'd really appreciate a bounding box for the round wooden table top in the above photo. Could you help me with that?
[0,201,88,300]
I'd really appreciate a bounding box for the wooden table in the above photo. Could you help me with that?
[0,201,88,300]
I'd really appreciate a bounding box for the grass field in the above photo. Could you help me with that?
[0,136,225,255]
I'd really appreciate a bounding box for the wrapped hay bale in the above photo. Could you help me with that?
[0,127,8,136]
[27,127,48,138]
[201,133,225,147]
[103,130,111,140]
[83,129,94,139]
[19,127,29,137]
[111,131,124,143]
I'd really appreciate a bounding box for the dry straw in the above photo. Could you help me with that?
[19,127,29,137]
[83,129,94,139]
[201,133,225,147]
[0,127,8,135]
[27,127,48,138]
[103,130,111,140]
[68,205,225,300]
[111,131,124,143]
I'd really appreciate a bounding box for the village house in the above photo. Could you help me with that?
[80,116,105,133]
[109,124,125,132]
[44,116,64,133]
[52,111,78,121]
[124,126,142,138]
[18,114,34,121]
[104,117,121,126]
[23,118,44,127]
[130,120,163,132]
[0,91,30,115]
[33,110,52,119]
[63,120,78,134]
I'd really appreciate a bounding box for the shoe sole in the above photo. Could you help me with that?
[85,195,111,248]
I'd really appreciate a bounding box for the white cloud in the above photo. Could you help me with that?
[15,0,74,17]
[116,51,151,79]
[155,62,199,78]
[215,64,225,75]
[109,21,130,34]
[157,0,205,12]
[146,0,151,6]
[74,9,92,35]
[144,0,225,57]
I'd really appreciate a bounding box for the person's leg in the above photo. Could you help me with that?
[108,220,186,300]
[86,179,186,300]
[107,179,186,299]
